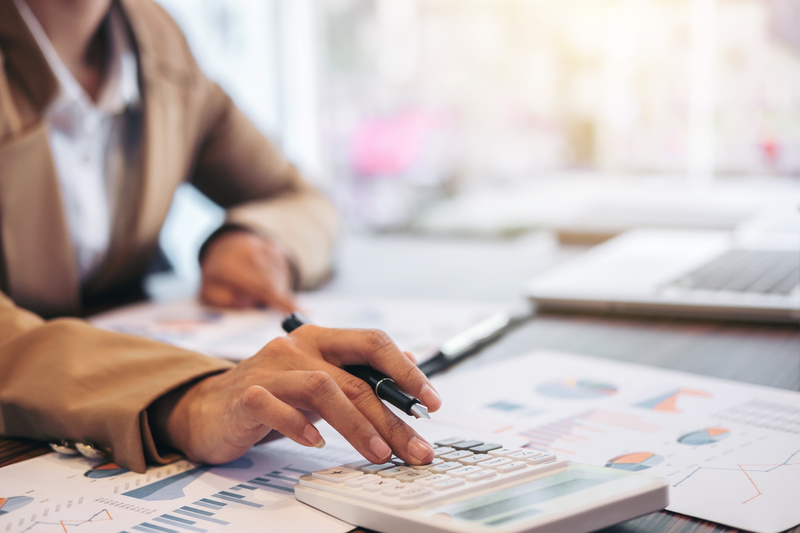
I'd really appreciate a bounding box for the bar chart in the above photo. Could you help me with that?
[121,466,310,533]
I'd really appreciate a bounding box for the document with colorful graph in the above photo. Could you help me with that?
[0,429,361,533]
[425,350,800,533]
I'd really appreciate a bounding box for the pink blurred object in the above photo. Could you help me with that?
[351,111,448,176]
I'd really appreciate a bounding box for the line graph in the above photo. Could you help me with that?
[673,447,800,503]
[20,509,112,532]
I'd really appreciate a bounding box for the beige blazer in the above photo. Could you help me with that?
[0,0,337,472]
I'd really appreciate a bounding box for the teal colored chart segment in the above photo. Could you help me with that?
[123,466,211,501]
[605,452,664,472]
[678,428,730,445]
[123,456,254,502]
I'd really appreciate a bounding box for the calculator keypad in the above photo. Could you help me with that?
[468,442,503,454]
[451,440,484,450]
[299,437,568,510]
[432,446,455,457]
[440,450,473,461]
[377,466,414,478]
[458,453,491,465]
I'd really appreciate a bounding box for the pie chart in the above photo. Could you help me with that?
[677,427,730,445]
[536,379,618,400]
[85,462,129,479]
[0,496,34,516]
[605,452,664,471]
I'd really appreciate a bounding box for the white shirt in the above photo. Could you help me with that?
[14,0,142,283]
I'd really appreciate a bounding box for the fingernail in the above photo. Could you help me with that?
[419,384,442,411]
[407,437,434,464]
[303,425,325,448]
[370,435,391,462]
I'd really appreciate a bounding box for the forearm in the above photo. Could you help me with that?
[0,297,233,472]
[190,84,337,289]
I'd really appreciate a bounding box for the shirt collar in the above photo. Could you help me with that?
[13,0,140,128]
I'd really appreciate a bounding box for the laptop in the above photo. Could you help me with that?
[524,225,800,323]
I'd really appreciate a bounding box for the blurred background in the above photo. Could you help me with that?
[152,0,800,291]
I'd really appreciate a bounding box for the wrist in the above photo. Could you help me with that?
[149,377,207,458]
[198,224,253,264]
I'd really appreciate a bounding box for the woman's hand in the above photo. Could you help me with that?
[200,231,296,312]
[150,326,442,466]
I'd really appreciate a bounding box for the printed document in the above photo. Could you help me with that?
[90,294,508,364]
[425,350,800,533]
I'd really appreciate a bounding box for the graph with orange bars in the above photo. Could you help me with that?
[519,409,659,455]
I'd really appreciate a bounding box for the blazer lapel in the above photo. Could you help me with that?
[0,0,57,111]
[0,123,80,316]
[0,0,78,316]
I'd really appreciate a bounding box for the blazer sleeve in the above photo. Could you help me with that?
[189,81,338,290]
[0,290,234,473]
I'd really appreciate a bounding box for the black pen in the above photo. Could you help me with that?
[281,313,431,419]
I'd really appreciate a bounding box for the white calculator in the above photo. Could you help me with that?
[294,437,669,533]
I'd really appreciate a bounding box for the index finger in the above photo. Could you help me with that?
[291,326,442,412]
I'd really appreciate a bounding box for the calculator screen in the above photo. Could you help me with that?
[428,465,623,527]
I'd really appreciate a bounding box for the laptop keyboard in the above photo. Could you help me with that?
[671,250,800,295]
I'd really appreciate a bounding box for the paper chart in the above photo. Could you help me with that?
[90,294,508,363]
[428,350,800,533]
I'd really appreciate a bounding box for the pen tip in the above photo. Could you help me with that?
[411,404,430,419]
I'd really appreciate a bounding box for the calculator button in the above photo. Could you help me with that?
[478,457,513,469]
[432,447,455,457]
[360,463,395,473]
[312,467,363,483]
[452,440,484,450]
[378,466,414,478]
[508,450,543,460]
[434,437,465,447]
[466,469,497,482]
[344,459,373,470]
[363,478,399,492]
[396,470,432,483]
[469,443,503,454]
[441,450,473,461]
[415,474,451,486]
[459,454,492,465]
[447,465,483,477]
[497,461,527,473]
[401,486,432,500]
[382,484,409,497]
[346,474,380,487]
[391,457,407,466]
[529,453,557,465]
[428,462,462,474]
[488,447,521,457]
[433,477,465,490]
[411,458,443,469]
